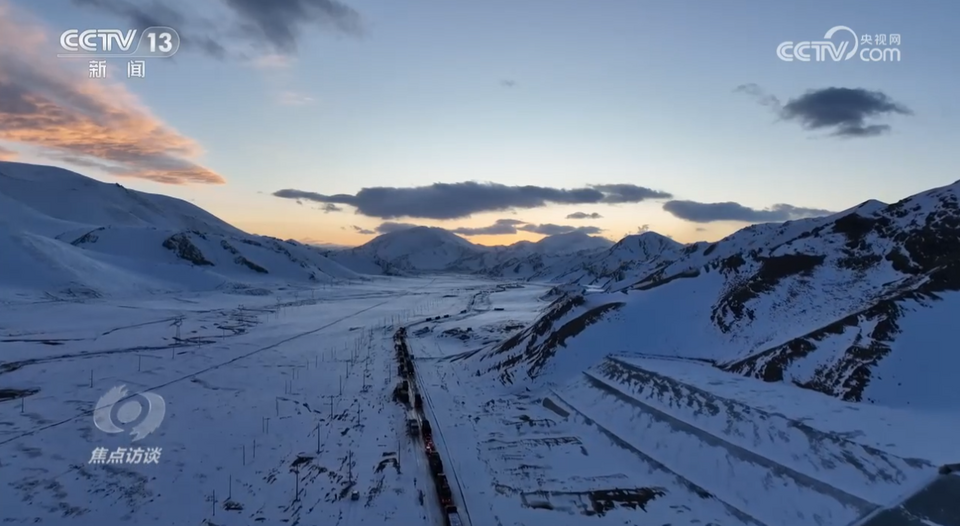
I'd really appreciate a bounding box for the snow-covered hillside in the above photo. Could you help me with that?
[0,162,359,299]
[0,162,243,237]
[403,283,958,526]
[472,179,960,410]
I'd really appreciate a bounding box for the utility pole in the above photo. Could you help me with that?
[293,468,300,502]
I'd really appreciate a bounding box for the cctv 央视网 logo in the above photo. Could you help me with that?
[93,385,165,441]
[777,26,902,63]
[777,26,858,62]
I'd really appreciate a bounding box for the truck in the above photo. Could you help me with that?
[394,382,409,404]
[406,410,419,434]
[427,450,443,474]
[445,506,462,526]
[414,393,423,410]
[435,475,453,505]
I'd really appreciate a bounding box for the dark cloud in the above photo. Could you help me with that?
[451,219,525,236]
[71,0,362,59]
[734,83,781,109]
[273,182,671,220]
[593,184,666,204]
[662,201,834,224]
[375,221,419,234]
[450,218,601,237]
[72,0,227,58]
[320,203,342,213]
[350,218,602,238]
[566,211,602,220]
[224,0,362,51]
[781,87,911,137]
[737,84,912,138]
[350,225,374,235]
[518,223,602,236]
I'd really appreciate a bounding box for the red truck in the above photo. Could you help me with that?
[435,475,452,506]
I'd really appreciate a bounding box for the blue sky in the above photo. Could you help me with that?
[2,0,957,245]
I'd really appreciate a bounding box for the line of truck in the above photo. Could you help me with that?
[393,327,463,526]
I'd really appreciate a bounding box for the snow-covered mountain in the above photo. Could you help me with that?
[0,162,359,299]
[548,232,684,289]
[326,227,620,280]
[473,179,960,410]
[513,231,614,255]
[327,226,482,275]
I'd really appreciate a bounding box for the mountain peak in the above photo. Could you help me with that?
[613,230,683,251]
[364,225,476,249]
[532,232,614,254]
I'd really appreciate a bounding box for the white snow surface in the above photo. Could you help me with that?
[2,162,958,525]
[5,278,952,526]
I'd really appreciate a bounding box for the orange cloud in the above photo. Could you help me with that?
[0,3,225,185]
[0,144,17,161]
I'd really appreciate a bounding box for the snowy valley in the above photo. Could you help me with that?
[1,162,958,526]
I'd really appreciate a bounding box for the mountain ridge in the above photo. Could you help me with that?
[467,179,960,410]
[0,161,360,299]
